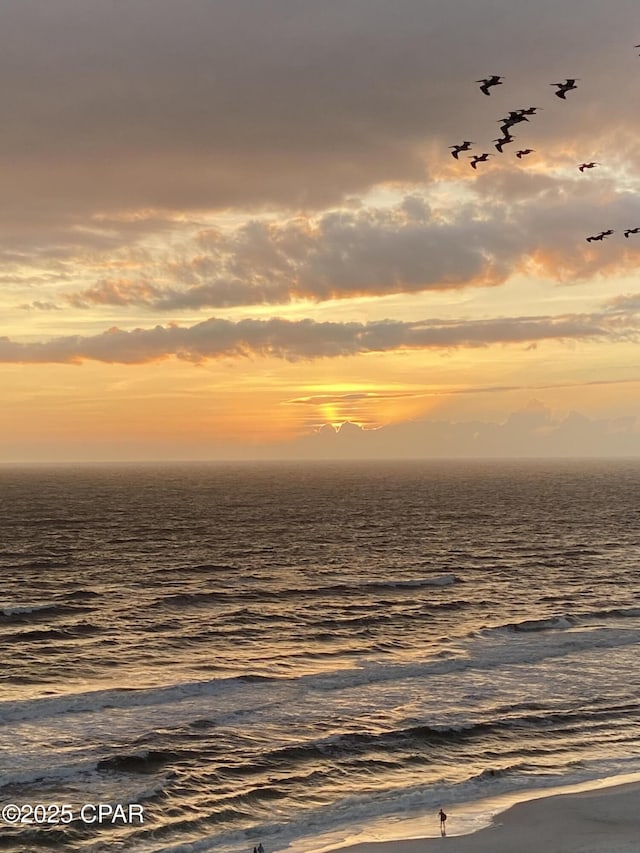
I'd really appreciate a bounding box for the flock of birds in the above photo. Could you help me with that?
[448,68,640,244]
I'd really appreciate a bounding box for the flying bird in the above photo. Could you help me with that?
[586,230,614,242]
[624,227,640,238]
[494,134,514,153]
[519,107,542,115]
[551,79,579,99]
[516,149,535,158]
[578,162,599,172]
[498,115,528,134]
[449,141,475,159]
[477,75,503,95]
[469,153,491,169]
[504,111,530,123]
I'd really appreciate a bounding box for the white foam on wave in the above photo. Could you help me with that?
[480,605,640,638]
[0,672,282,725]
[422,573,457,587]
[603,606,640,618]
[3,616,640,729]
[3,611,640,853]
[0,755,108,793]
[148,762,640,853]
[515,615,574,631]
[0,602,57,616]
[484,614,577,635]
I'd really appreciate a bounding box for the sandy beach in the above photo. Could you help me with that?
[330,780,640,853]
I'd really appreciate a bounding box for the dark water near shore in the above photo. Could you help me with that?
[1,460,640,852]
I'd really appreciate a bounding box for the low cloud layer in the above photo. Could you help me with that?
[288,403,640,458]
[59,183,640,312]
[2,304,638,365]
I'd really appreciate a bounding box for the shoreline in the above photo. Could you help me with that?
[321,774,640,853]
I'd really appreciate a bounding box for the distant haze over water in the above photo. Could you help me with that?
[1,460,640,851]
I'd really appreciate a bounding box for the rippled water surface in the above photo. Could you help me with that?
[1,460,640,851]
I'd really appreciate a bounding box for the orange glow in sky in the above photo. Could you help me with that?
[2,2,640,460]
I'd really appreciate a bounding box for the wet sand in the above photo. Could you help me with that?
[329,780,640,853]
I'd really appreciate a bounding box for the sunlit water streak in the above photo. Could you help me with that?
[1,459,639,852]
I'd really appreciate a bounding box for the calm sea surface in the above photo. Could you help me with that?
[1,460,640,852]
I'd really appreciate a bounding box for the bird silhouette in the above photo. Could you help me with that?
[469,153,491,169]
[624,227,640,238]
[551,79,579,99]
[516,149,535,158]
[519,107,542,115]
[494,134,514,153]
[505,111,530,121]
[586,230,614,242]
[578,162,599,172]
[498,115,528,135]
[477,76,503,95]
[449,141,475,159]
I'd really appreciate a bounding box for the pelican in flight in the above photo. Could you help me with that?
[578,162,599,172]
[498,115,528,135]
[504,111,530,122]
[551,79,579,99]
[494,134,514,153]
[516,149,535,158]
[477,75,503,95]
[469,153,491,169]
[586,230,614,242]
[624,227,640,238]
[449,141,475,159]
[519,107,542,115]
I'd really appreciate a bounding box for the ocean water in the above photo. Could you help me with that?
[1,459,640,852]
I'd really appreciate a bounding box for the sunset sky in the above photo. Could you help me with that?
[3,0,640,461]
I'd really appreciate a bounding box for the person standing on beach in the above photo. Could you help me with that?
[438,808,447,836]
[257,844,265,853]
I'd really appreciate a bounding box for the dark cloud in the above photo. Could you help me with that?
[0,212,192,274]
[66,205,513,308]
[66,279,162,309]
[1,306,637,365]
[3,0,640,231]
[59,187,640,311]
[604,292,640,313]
